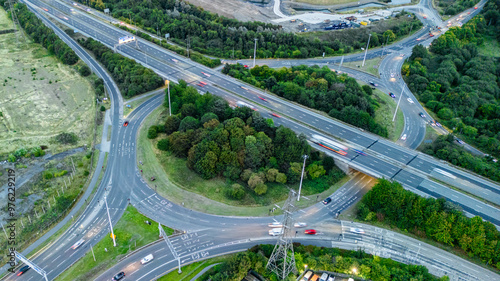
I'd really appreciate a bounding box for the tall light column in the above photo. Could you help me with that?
[392,86,404,122]
[104,196,116,247]
[297,155,308,201]
[362,34,372,67]
[253,38,258,68]
[167,80,171,116]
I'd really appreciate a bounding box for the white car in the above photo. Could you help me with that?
[268,222,283,228]
[269,228,284,236]
[350,227,365,234]
[401,134,407,141]
[407,98,414,104]
[201,72,211,77]
[141,254,154,264]
[171,58,179,63]
[71,239,85,250]
[294,222,307,228]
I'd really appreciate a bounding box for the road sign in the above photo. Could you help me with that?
[15,252,48,280]
[118,35,135,44]
[165,80,170,86]
[165,33,170,39]
[110,233,116,239]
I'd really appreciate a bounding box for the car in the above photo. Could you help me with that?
[369,81,377,87]
[17,265,30,276]
[430,121,436,127]
[350,227,365,234]
[390,73,395,78]
[268,222,283,228]
[353,149,366,156]
[400,53,405,57]
[141,254,154,264]
[197,83,205,87]
[123,121,129,127]
[63,16,69,20]
[304,229,317,235]
[150,177,156,181]
[401,134,407,141]
[322,197,332,205]
[419,112,426,118]
[456,139,465,145]
[269,228,283,236]
[270,113,281,118]
[243,65,249,68]
[294,222,307,228]
[416,38,421,41]
[456,18,460,21]
[423,16,427,19]
[407,98,414,104]
[240,86,249,90]
[43,8,48,11]
[474,6,478,9]
[201,72,211,77]
[389,93,396,98]
[71,239,85,250]
[113,272,125,280]
[468,12,471,14]
[436,122,442,127]
[258,96,267,101]
[429,33,434,37]
[199,81,207,86]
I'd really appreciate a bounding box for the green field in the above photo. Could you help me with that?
[57,205,173,281]
[478,35,500,57]
[339,57,381,76]
[0,8,94,155]
[158,256,227,281]
[372,88,405,141]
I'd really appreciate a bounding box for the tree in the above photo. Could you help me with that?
[306,163,326,180]
[157,139,169,151]
[254,183,268,195]
[276,172,287,184]
[227,183,245,200]
[383,29,396,43]
[165,115,181,134]
[147,126,158,139]
[179,116,200,131]
[266,168,279,182]
[287,162,303,184]
[79,65,91,76]
[248,173,264,189]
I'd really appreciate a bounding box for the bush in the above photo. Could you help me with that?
[54,170,68,177]
[254,183,268,195]
[43,171,53,180]
[147,126,158,139]
[7,154,16,162]
[83,170,90,176]
[276,172,287,184]
[227,183,245,200]
[164,115,181,134]
[100,105,106,111]
[55,132,78,144]
[157,139,169,151]
[78,65,91,76]
[248,173,264,189]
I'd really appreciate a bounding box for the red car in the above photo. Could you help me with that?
[474,6,478,9]
[270,113,281,118]
[305,229,317,235]
[124,121,129,127]
[258,96,267,101]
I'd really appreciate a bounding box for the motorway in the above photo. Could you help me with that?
[3,0,499,280]
[23,0,500,224]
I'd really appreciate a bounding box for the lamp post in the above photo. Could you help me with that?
[362,33,372,67]
[297,155,308,201]
[253,38,258,68]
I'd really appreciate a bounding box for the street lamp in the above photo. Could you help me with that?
[253,38,258,68]
[352,267,358,274]
[362,34,372,67]
[297,155,308,201]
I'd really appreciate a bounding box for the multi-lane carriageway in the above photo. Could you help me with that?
[26,0,500,227]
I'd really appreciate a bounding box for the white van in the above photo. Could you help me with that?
[140,254,154,264]
[302,270,313,281]
[319,273,329,281]
[268,228,283,236]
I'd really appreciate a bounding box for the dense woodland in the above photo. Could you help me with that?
[404,13,500,160]
[78,0,421,60]
[435,0,480,16]
[7,3,78,65]
[78,38,164,97]
[358,179,500,270]
[152,80,344,198]
[200,244,447,281]
[223,64,388,137]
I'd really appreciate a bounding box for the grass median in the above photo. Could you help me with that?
[56,205,174,281]
[158,256,226,281]
[373,88,404,141]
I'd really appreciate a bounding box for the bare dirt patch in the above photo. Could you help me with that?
[0,8,94,155]
[185,0,277,22]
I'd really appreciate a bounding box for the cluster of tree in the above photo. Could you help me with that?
[78,38,164,97]
[421,134,500,181]
[358,179,500,270]
[6,3,78,65]
[5,146,45,162]
[223,64,388,137]
[201,244,447,281]
[435,0,480,16]
[483,0,500,42]
[117,25,221,68]
[403,15,500,158]
[153,80,344,197]
[75,0,421,60]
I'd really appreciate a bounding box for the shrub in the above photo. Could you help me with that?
[254,183,268,195]
[79,65,91,76]
[157,139,170,151]
[100,105,106,111]
[248,173,264,189]
[147,126,158,139]
[276,173,287,184]
[43,171,53,180]
[56,132,78,144]
[227,183,245,200]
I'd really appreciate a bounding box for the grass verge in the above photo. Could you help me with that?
[124,93,162,117]
[338,57,381,77]
[158,256,226,281]
[56,205,174,281]
[137,107,351,216]
[372,88,404,141]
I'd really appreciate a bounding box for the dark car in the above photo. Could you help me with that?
[419,112,426,118]
[17,265,30,276]
[322,197,332,205]
[113,272,125,280]
[369,81,378,87]
[456,139,465,145]
[389,93,396,98]
[123,121,129,127]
